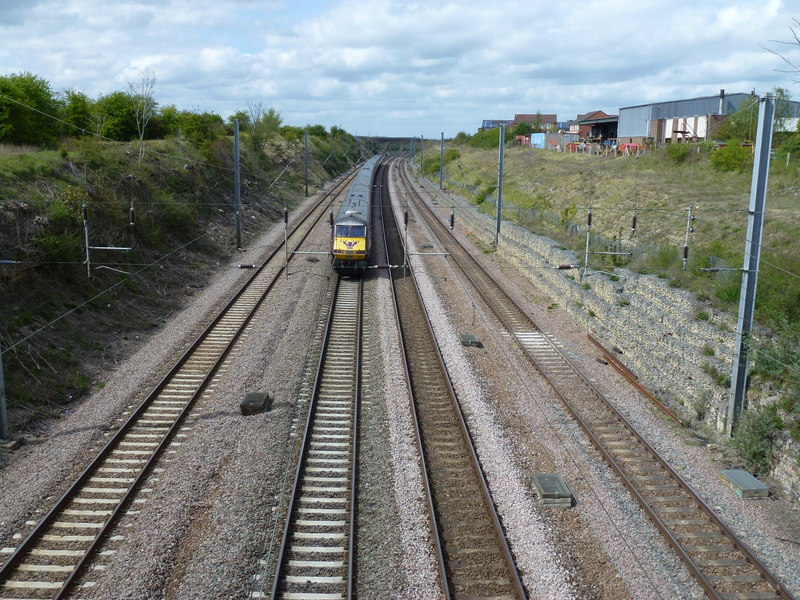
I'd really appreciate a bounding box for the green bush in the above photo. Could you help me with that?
[665,143,691,163]
[731,406,782,475]
[710,142,752,172]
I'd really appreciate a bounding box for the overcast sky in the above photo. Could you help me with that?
[2,0,799,138]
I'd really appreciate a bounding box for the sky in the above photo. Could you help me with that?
[1,0,800,138]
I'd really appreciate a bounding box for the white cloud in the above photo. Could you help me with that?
[0,0,799,136]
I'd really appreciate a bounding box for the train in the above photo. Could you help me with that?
[331,154,383,268]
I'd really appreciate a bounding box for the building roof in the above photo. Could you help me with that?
[514,113,557,124]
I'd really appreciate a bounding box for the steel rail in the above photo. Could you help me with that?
[397,160,795,600]
[383,159,527,600]
[0,170,357,599]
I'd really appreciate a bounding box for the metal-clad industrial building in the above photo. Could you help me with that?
[618,90,800,145]
[618,91,751,144]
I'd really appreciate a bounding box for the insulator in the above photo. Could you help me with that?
[587,210,592,227]
[404,208,408,227]
[450,209,455,230]
[129,205,135,226]
[82,204,88,220]
[558,264,573,269]
[683,245,689,259]
[283,206,288,224]
[329,211,334,226]
[631,214,637,231]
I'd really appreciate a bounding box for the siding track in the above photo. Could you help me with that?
[396,160,795,600]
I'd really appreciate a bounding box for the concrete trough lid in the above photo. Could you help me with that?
[533,474,574,507]
[720,469,769,499]
[241,392,271,416]
[459,333,483,348]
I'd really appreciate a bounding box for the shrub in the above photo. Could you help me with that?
[731,407,783,475]
[710,142,752,172]
[665,143,691,163]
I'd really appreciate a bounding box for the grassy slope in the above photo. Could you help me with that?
[443,144,800,330]
[0,134,350,428]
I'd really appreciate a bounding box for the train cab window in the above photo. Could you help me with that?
[335,225,366,238]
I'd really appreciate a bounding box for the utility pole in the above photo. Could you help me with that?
[420,135,424,170]
[0,341,7,441]
[234,119,242,249]
[439,132,444,190]
[495,124,505,246]
[727,93,775,436]
[304,127,309,197]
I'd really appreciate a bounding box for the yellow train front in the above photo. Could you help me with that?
[331,155,382,270]
[332,214,369,264]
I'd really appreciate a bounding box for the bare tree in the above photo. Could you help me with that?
[128,69,157,162]
[763,19,800,78]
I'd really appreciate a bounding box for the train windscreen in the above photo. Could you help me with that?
[335,224,366,237]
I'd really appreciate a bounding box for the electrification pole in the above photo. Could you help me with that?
[304,128,309,197]
[727,93,775,436]
[495,124,505,246]
[439,132,444,190]
[0,341,7,440]
[234,119,241,249]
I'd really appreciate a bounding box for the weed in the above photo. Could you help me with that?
[696,311,710,321]
[618,299,630,307]
[702,344,715,356]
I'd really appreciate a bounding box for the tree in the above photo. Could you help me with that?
[0,72,59,146]
[513,121,534,136]
[227,110,251,130]
[128,69,157,162]
[95,91,137,141]
[247,101,282,152]
[60,89,93,136]
[176,110,224,144]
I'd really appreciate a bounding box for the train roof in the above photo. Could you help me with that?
[335,155,382,221]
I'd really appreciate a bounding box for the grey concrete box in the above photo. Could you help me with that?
[240,392,271,416]
[721,469,769,499]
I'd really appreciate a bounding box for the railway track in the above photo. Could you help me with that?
[396,160,795,600]
[0,171,358,600]
[380,163,527,600]
[268,275,363,600]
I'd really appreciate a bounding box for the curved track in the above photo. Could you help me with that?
[380,162,527,600]
[396,159,795,600]
[0,171,358,600]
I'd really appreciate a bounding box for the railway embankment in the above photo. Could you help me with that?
[417,174,800,503]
